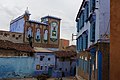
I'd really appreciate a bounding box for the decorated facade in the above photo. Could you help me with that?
[9,9,61,48]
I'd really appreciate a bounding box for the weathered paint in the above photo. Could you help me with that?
[56,58,76,77]
[0,57,34,79]
[34,53,55,76]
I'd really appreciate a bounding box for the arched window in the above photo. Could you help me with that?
[27,27,32,37]
[50,22,58,42]
[36,28,40,41]
[44,28,48,43]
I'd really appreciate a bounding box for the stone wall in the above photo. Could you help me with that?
[0,49,31,57]
[0,31,23,43]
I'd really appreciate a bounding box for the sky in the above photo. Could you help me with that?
[0,0,82,45]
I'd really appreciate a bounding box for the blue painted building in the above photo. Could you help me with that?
[75,0,110,80]
[33,47,56,76]
[0,40,35,79]
[0,57,34,79]
[54,51,76,77]
[33,48,77,77]
[10,9,30,33]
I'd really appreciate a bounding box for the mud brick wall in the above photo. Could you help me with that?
[110,0,120,80]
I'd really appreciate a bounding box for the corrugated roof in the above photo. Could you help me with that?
[34,47,53,53]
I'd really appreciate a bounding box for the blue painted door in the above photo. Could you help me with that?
[48,67,53,76]
[98,51,102,80]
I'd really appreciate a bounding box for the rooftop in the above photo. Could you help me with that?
[34,47,53,53]
[0,30,23,34]
[41,15,61,20]
[0,40,34,53]
[10,14,24,24]
[27,20,48,26]
[54,51,76,58]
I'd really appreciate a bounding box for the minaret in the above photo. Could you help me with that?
[24,7,31,21]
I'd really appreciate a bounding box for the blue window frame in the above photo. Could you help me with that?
[81,12,84,28]
[79,16,81,30]
[76,39,78,50]
[79,38,80,51]
[80,36,83,51]
[77,37,81,51]
[83,32,88,50]
[79,37,81,51]
[90,0,95,12]
[84,2,89,22]
[79,58,81,68]
[84,61,88,73]
[79,11,84,30]
[83,34,86,49]
[85,34,88,49]
[77,22,79,32]
[90,21,95,42]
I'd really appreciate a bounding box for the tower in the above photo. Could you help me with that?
[41,16,61,47]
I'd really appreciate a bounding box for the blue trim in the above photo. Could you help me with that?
[98,50,102,80]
